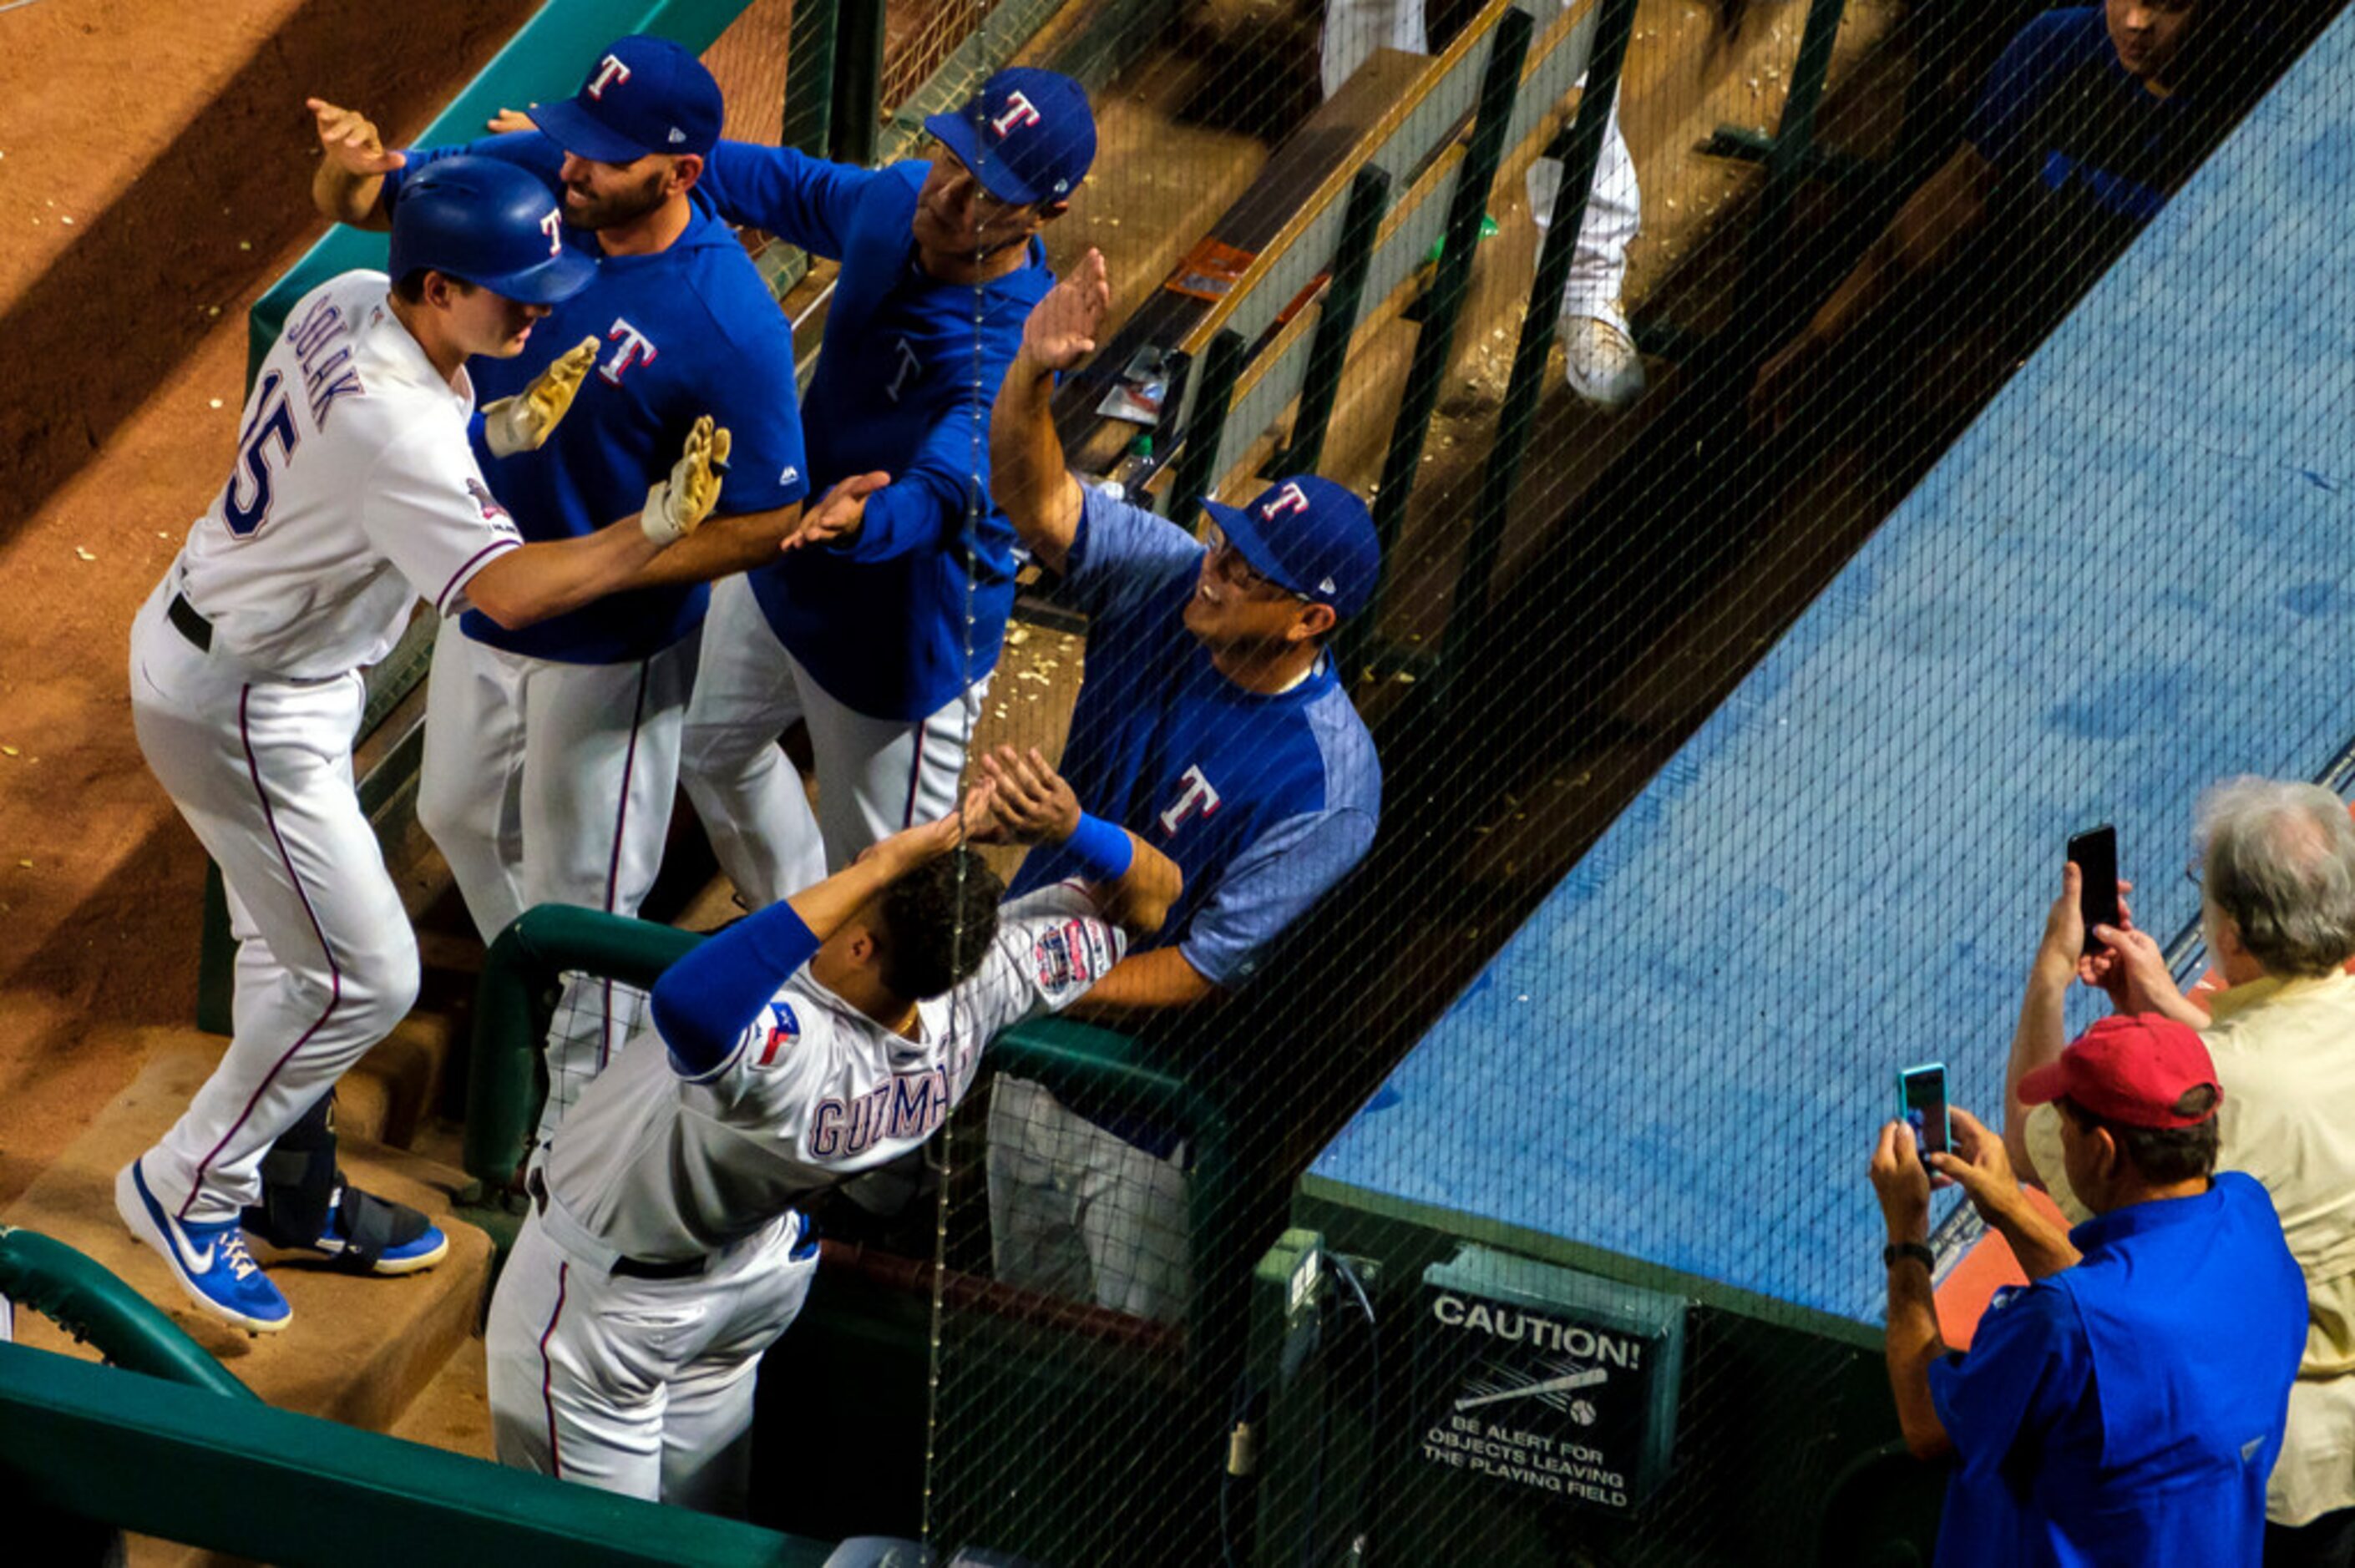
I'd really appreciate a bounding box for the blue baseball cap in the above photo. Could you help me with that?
[389,156,595,305]
[924,68,1096,205]
[1200,475,1380,620]
[531,36,723,164]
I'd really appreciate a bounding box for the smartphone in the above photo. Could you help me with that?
[1897,1063,1951,1161]
[2069,823,2120,956]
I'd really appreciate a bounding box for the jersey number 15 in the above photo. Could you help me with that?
[221,371,302,537]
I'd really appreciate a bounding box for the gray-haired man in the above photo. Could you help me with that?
[2005,776,2355,1566]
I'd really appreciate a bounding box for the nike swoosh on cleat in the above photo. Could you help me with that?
[170,1223,217,1274]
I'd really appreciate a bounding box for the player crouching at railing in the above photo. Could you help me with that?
[481,749,1178,1515]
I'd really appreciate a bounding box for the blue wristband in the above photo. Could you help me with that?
[1064,812,1134,883]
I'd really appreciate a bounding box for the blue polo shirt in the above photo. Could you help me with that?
[696,142,1052,721]
[1926,1171,2305,1566]
[383,134,811,665]
[1005,487,1380,988]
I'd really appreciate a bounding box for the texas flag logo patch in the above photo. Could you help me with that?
[754,1002,802,1069]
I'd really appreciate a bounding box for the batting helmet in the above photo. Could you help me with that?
[387,155,595,305]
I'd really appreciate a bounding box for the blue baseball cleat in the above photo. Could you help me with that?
[115,1157,291,1336]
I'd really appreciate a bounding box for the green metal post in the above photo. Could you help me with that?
[1363,5,1536,609]
[196,864,235,1035]
[782,0,840,155]
[1446,0,1641,668]
[831,0,888,165]
[1274,167,1393,478]
[1756,0,1850,254]
[464,907,701,1191]
[1166,328,1248,519]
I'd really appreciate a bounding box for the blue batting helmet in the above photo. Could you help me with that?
[387,155,595,305]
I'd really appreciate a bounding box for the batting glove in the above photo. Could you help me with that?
[480,336,599,458]
[643,417,732,544]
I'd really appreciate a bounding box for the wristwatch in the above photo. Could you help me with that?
[1883,1241,1936,1273]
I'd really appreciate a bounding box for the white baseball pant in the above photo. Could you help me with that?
[681,574,986,903]
[485,1208,816,1515]
[416,617,691,1138]
[986,1075,1192,1324]
[129,581,420,1226]
[1320,0,1642,322]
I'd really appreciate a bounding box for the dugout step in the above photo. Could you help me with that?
[387,1330,496,1464]
[3,1032,494,1442]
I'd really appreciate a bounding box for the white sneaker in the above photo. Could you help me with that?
[1562,311,1645,412]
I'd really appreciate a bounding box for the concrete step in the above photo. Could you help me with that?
[4,1031,493,1441]
[388,1333,497,1463]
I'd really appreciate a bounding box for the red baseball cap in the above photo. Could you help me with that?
[2017,1014,2222,1129]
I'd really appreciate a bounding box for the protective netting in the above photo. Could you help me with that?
[487,0,2350,1561]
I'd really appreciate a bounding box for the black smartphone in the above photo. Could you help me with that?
[1897,1063,1951,1161]
[2069,824,2120,956]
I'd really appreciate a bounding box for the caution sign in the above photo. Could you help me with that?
[1414,1251,1684,1511]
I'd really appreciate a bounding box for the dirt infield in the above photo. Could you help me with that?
[0,0,534,1206]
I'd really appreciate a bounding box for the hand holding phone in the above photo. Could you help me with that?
[2069,824,2120,957]
[1898,1064,1951,1164]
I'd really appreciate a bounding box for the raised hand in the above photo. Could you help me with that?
[485,107,539,136]
[1869,1119,1932,1242]
[780,471,892,554]
[643,417,732,544]
[482,337,599,458]
[1925,1107,2018,1224]
[1022,246,1110,372]
[307,98,404,177]
[975,745,1081,847]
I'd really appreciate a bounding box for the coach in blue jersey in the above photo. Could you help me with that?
[311,40,835,1128]
[982,248,1381,1318]
[673,68,1098,903]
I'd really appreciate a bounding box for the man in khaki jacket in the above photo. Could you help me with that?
[2005,776,2355,1566]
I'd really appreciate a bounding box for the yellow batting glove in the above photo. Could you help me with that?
[481,336,599,458]
[643,417,732,544]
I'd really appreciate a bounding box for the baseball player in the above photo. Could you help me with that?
[483,748,1178,1512]
[982,250,1384,1319]
[1319,0,1645,409]
[117,155,734,1335]
[669,68,1099,903]
[309,38,823,1137]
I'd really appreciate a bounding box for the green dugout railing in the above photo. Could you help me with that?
[0,1228,833,1560]
[0,1228,252,1401]
[0,1343,828,1565]
[463,905,1236,1341]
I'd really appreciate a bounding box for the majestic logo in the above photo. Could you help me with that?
[1157,765,1222,837]
[464,478,510,523]
[884,336,922,402]
[586,54,632,99]
[600,318,659,386]
[755,1002,802,1069]
[1260,481,1311,521]
[990,91,1042,139]
[539,209,564,257]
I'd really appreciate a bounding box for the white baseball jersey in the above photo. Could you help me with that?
[175,270,523,680]
[539,885,1127,1263]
